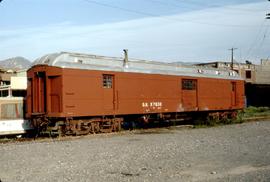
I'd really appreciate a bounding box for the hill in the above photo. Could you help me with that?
[0,57,31,70]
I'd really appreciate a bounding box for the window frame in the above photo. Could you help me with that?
[245,70,252,79]
[182,79,197,90]
[102,74,113,89]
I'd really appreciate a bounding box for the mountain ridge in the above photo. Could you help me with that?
[0,56,31,70]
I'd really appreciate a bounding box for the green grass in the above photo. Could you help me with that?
[194,107,270,128]
[242,106,270,118]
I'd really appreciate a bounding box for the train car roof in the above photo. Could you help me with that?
[31,52,242,80]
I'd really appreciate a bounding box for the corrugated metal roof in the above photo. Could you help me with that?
[31,52,242,80]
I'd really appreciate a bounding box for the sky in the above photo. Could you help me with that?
[0,0,270,64]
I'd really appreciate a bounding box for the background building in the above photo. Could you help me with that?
[196,60,270,107]
[0,69,27,97]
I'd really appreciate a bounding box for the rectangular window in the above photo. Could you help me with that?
[245,70,251,79]
[1,103,24,119]
[182,79,197,90]
[103,74,113,88]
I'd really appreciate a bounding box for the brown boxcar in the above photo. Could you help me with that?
[26,52,245,135]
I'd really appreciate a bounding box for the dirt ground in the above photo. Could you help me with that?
[1,121,270,182]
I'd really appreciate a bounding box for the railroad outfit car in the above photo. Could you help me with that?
[0,97,33,136]
[26,51,245,135]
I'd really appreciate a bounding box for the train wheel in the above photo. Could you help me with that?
[112,119,121,132]
[91,122,100,133]
[116,120,122,131]
[58,125,66,137]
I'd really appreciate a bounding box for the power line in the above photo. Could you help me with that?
[83,0,160,18]
[148,0,265,19]
[245,19,268,60]
[147,0,198,11]
[82,0,266,28]
[174,0,268,12]
[245,19,270,61]
[245,0,270,60]
[254,20,270,60]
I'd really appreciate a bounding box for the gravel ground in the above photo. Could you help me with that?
[1,121,270,182]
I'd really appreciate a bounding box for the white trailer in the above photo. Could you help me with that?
[0,97,33,136]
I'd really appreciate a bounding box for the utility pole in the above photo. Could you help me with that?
[228,48,237,70]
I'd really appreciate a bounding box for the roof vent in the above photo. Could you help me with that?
[74,58,83,64]
[123,49,128,68]
[197,69,204,74]
[44,59,50,64]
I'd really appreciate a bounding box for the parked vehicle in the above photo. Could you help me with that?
[26,51,245,136]
[0,96,33,136]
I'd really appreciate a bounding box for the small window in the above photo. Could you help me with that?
[246,70,251,79]
[1,103,24,119]
[103,74,113,88]
[182,79,197,90]
[0,90,9,97]
[12,90,27,97]
[36,72,45,78]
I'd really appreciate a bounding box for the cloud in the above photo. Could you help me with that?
[0,1,269,63]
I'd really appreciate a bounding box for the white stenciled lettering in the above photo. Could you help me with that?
[142,102,149,107]
[142,102,163,108]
